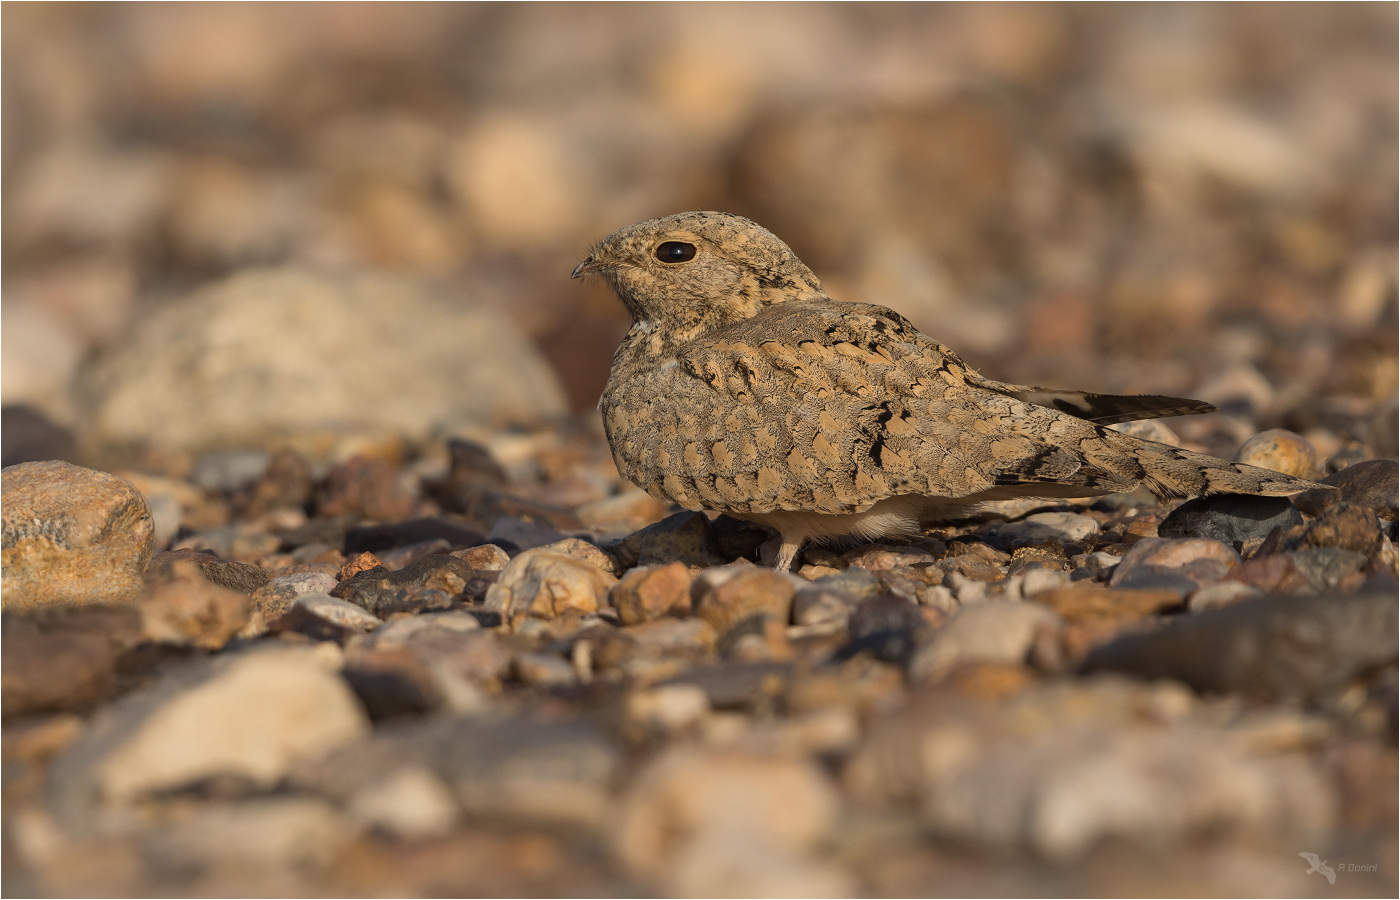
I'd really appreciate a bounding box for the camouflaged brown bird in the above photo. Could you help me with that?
[575,211,1326,571]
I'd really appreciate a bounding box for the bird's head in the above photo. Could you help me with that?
[572,211,825,337]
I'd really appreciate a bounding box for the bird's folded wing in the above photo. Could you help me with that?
[661,300,1138,512]
[962,372,1217,425]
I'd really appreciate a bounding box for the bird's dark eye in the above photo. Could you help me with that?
[655,241,697,263]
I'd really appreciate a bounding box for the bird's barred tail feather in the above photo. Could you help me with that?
[1102,431,1325,499]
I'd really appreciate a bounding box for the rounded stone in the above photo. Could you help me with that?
[2,460,154,610]
[910,600,1062,681]
[690,564,799,634]
[612,562,693,625]
[485,548,617,619]
[1234,429,1318,479]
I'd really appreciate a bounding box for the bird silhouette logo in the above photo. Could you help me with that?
[1299,852,1336,885]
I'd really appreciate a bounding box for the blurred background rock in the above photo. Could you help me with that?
[2,3,1395,465]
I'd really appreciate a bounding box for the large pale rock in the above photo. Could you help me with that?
[1,461,154,610]
[75,268,567,454]
[47,645,368,818]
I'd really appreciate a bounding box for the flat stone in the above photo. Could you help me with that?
[443,718,616,821]
[1293,459,1396,519]
[925,712,1333,861]
[1158,493,1303,547]
[575,486,672,533]
[811,566,881,600]
[623,617,716,654]
[466,491,583,533]
[266,568,339,597]
[1081,591,1398,702]
[486,516,568,553]
[2,461,155,610]
[362,624,511,699]
[308,716,619,830]
[1226,554,1311,594]
[662,662,791,710]
[627,684,711,733]
[512,651,576,686]
[366,610,482,645]
[190,450,272,493]
[47,645,369,817]
[839,544,940,571]
[341,644,472,719]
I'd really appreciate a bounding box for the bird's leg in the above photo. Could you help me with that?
[758,533,803,571]
[772,539,803,572]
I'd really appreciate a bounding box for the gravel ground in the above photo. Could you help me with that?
[2,5,1396,898]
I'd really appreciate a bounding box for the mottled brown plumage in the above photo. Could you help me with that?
[575,211,1326,570]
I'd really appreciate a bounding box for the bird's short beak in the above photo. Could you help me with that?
[571,255,597,280]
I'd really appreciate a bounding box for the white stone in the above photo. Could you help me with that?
[910,599,1062,681]
[347,766,461,839]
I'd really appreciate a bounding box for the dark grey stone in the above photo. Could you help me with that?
[1081,591,1398,702]
[1293,459,1397,519]
[1159,493,1302,545]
